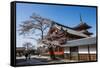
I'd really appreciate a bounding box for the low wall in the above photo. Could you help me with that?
[64,53,96,61]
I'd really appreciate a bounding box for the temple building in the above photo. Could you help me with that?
[16,47,25,57]
[16,47,36,57]
[40,15,97,62]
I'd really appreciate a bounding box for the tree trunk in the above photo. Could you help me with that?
[41,30,44,40]
[48,46,56,60]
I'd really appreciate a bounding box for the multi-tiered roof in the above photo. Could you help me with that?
[42,15,93,46]
[73,15,93,36]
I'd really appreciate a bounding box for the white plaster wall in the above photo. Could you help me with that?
[79,46,88,54]
[79,45,96,54]
[64,47,70,53]
[89,45,96,54]
[64,45,96,54]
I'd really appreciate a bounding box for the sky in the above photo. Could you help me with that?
[16,3,97,47]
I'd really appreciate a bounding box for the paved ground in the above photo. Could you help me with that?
[16,55,77,65]
[16,55,50,60]
[16,58,49,65]
[16,55,50,65]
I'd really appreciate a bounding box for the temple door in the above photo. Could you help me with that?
[70,46,78,61]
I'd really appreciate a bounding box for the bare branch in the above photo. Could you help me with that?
[18,12,52,42]
[23,42,33,50]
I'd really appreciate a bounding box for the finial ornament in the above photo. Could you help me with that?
[80,14,83,24]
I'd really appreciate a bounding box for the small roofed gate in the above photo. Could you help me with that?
[42,24,68,60]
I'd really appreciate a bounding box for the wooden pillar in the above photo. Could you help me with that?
[58,46,59,52]
[53,45,55,52]
[88,45,91,61]
[78,46,80,61]
[70,47,71,60]
[96,42,97,61]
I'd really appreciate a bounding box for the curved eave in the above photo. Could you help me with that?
[83,32,93,35]
[73,23,92,30]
